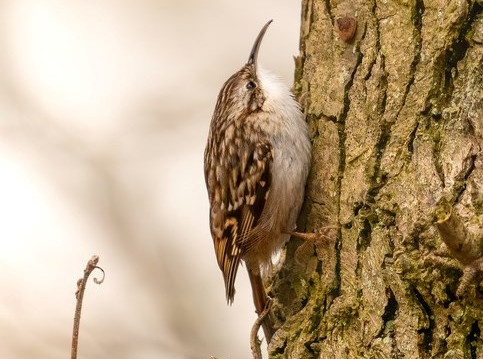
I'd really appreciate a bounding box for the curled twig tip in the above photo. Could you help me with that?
[93,266,105,285]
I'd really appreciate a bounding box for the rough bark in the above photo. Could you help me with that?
[268,1,482,358]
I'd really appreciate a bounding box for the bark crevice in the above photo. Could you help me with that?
[413,287,435,355]
[269,1,482,357]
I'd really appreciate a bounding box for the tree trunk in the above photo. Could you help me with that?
[268,1,482,358]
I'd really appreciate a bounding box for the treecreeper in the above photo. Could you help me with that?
[204,20,311,342]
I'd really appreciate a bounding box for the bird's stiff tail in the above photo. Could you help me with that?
[248,270,275,342]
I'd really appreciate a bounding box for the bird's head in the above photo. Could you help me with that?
[213,20,274,122]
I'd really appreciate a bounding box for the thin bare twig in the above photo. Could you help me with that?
[250,298,273,359]
[71,255,105,359]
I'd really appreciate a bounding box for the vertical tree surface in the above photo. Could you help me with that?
[268,1,482,358]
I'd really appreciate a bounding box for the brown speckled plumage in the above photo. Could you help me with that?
[204,20,311,341]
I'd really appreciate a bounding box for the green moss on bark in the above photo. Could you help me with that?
[269,1,482,358]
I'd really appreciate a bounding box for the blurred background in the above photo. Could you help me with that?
[0,1,300,358]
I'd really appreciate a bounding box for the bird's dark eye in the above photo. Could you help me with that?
[246,81,256,90]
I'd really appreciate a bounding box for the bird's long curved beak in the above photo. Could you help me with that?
[247,20,273,68]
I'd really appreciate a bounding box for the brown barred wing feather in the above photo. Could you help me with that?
[206,139,272,304]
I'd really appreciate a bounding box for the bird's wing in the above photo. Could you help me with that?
[205,138,272,303]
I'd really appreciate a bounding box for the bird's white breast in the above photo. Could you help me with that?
[258,67,311,245]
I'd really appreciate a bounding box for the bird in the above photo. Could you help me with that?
[204,20,311,342]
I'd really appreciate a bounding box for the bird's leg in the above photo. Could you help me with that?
[247,269,275,343]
